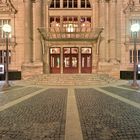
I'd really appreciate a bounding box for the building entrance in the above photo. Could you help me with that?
[49,47,92,74]
[81,48,92,73]
[50,48,61,73]
[63,47,78,73]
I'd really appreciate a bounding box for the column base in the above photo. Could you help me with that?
[43,62,50,74]
[2,82,11,90]
[131,82,139,89]
[21,62,43,80]
[98,62,120,79]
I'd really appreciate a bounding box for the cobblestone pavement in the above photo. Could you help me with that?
[0,86,42,106]
[101,86,140,103]
[0,82,140,140]
[0,88,67,140]
[75,88,140,140]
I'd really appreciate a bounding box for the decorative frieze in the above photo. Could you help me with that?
[122,0,140,14]
[0,0,17,14]
[98,0,117,3]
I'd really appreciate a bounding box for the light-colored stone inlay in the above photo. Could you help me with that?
[0,88,47,112]
[65,88,83,140]
[94,87,140,109]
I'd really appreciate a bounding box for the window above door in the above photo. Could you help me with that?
[50,0,91,8]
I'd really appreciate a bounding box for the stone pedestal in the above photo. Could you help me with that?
[43,62,49,74]
[98,62,120,79]
[22,62,43,79]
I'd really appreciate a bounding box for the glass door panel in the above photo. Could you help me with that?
[50,48,61,73]
[64,56,70,68]
[81,47,92,73]
[87,56,91,67]
[63,47,79,73]
[72,56,78,67]
[81,55,92,73]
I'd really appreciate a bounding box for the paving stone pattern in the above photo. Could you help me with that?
[101,86,140,104]
[75,88,140,140]
[0,88,67,140]
[3,86,24,91]
[0,87,42,106]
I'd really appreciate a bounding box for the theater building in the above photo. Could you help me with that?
[0,0,140,80]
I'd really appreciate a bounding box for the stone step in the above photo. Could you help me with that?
[22,74,116,86]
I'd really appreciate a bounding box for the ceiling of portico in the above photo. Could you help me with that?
[38,27,103,42]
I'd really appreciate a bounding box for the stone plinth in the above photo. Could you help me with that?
[98,62,120,79]
[21,62,43,80]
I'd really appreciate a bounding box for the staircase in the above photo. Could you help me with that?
[21,74,116,86]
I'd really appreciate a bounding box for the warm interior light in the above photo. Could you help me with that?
[67,24,74,32]
[131,23,140,32]
[2,24,12,33]
[56,23,59,27]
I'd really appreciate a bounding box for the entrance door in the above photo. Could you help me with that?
[63,48,78,73]
[81,48,92,73]
[50,48,61,73]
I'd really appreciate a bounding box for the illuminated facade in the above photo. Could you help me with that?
[0,0,140,79]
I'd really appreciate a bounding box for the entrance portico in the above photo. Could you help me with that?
[38,27,103,74]
[21,0,121,79]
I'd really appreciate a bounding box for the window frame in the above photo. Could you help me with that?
[50,0,91,8]
[129,49,140,64]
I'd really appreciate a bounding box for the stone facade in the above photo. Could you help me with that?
[0,0,140,79]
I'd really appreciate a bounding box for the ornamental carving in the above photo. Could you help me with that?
[0,0,6,3]
[123,0,140,13]
[0,0,17,14]
[98,0,117,3]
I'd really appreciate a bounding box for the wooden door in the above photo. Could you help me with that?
[50,48,61,73]
[63,47,79,73]
[81,48,92,73]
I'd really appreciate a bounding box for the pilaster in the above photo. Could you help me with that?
[116,0,121,62]
[98,0,106,62]
[22,0,43,79]
[23,0,33,63]
[97,0,120,79]
[108,0,117,62]
[34,0,43,63]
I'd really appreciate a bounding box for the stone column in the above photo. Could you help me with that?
[109,0,117,62]
[34,0,43,63]
[22,0,43,79]
[44,0,50,73]
[42,0,46,27]
[92,0,96,28]
[116,1,121,62]
[94,0,98,27]
[24,0,33,63]
[104,2,109,61]
[99,0,106,62]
